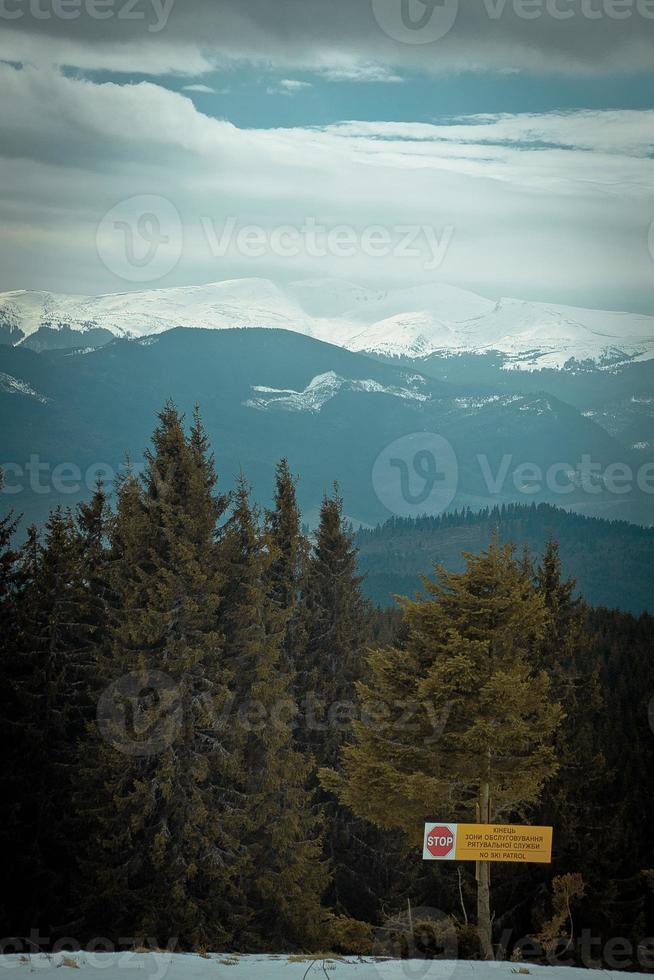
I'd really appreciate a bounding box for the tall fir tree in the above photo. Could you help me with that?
[300,488,387,917]
[76,482,109,582]
[323,537,563,958]
[218,476,328,950]
[301,486,368,769]
[265,459,309,683]
[0,471,26,934]
[9,508,99,934]
[0,471,20,700]
[534,540,618,929]
[535,540,603,852]
[75,481,111,664]
[79,405,241,947]
[266,468,412,928]
[0,469,19,644]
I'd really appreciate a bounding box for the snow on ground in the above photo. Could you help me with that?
[0,951,643,980]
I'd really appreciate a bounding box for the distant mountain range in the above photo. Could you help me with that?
[2,277,654,371]
[1,327,652,532]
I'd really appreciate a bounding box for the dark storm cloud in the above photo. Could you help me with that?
[1,0,653,74]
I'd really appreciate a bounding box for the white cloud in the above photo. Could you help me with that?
[0,64,652,311]
[316,64,404,83]
[279,79,312,91]
[267,78,313,95]
[327,111,654,156]
[182,84,218,94]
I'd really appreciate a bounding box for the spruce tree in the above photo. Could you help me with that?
[265,459,309,682]
[534,540,615,913]
[218,476,328,949]
[77,482,109,582]
[301,486,368,769]
[75,481,111,667]
[0,471,20,695]
[10,508,98,933]
[0,473,25,934]
[80,405,240,947]
[323,537,563,958]
[300,488,381,916]
[0,470,19,644]
[265,467,404,932]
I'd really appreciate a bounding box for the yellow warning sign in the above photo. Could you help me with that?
[423,823,553,863]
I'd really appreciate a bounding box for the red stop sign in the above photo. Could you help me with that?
[426,825,455,858]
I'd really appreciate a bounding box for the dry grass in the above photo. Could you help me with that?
[287,954,343,963]
[58,957,80,969]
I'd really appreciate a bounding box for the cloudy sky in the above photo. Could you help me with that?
[1,0,653,311]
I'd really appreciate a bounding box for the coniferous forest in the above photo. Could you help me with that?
[1,404,653,969]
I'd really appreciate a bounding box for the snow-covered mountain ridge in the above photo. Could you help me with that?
[2,277,653,371]
[244,370,430,413]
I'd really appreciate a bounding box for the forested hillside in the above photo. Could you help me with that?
[357,503,654,614]
[1,407,652,969]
